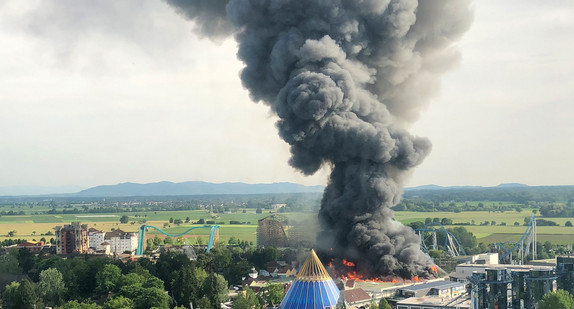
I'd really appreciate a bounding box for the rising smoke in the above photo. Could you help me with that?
[167,0,473,278]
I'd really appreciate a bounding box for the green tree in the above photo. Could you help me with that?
[0,251,20,273]
[17,247,35,273]
[56,300,101,309]
[197,296,211,309]
[153,235,163,247]
[446,227,477,252]
[379,298,391,309]
[566,221,573,227]
[103,296,134,309]
[120,285,169,309]
[228,260,252,285]
[441,218,453,225]
[261,283,284,307]
[119,273,146,287]
[370,300,379,309]
[234,287,259,309]
[96,264,122,294]
[146,239,157,253]
[171,264,207,306]
[133,287,169,309]
[17,279,41,309]
[1,281,20,309]
[120,215,129,224]
[203,273,228,309]
[538,289,574,309]
[39,268,66,306]
[249,247,280,269]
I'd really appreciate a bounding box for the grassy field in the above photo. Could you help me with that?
[1,208,573,246]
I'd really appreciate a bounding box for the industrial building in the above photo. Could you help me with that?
[556,256,574,295]
[467,266,556,309]
[54,222,89,254]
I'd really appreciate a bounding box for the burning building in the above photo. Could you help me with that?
[166,0,473,279]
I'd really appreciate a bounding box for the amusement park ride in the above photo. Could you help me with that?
[135,224,220,256]
[416,214,538,263]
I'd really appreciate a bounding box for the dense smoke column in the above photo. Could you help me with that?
[167,0,473,278]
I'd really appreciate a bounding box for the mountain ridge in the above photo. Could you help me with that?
[74,181,324,197]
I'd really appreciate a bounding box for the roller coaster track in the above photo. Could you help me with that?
[135,224,219,256]
[415,222,466,257]
[495,214,536,263]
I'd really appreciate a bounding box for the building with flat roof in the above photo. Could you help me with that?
[88,228,106,251]
[54,222,88,254]
[398,280,465,299]
[104,229,137,254]
[396,296,470,309]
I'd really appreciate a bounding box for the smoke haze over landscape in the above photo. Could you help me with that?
[166,0,473,277]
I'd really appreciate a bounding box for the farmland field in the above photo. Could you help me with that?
[1,208,573,246]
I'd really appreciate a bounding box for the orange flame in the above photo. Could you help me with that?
[332,258,429,284]
[431,265,438,273]
[342,259,355,267]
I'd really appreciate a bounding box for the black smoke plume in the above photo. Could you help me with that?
[167,0,473,278]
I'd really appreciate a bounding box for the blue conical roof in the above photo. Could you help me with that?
[279,250,340,309]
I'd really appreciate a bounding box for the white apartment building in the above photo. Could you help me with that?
[104,229,138,254]
[88,228,106,250]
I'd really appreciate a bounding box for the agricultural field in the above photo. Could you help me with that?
[1,206,573,246]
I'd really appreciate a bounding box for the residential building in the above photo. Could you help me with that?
[54,222,88,254]
[88,228,106,250]
[104,229,138,254]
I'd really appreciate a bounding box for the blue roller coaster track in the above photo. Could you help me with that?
[415,221,466,256]
[495,214,536,263]
[136,224,219,256]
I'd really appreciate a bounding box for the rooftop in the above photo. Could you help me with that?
[296,249,331,282]
[279,249,340,309]
[400,280,464,292]
[397,296,471,308]
[343,288,371,303]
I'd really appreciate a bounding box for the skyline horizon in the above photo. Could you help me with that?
[0,179,568,196]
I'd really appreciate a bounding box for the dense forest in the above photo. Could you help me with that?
[1,244,293,309]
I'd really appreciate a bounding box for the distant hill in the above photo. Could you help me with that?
[0,185,85,196]
[403,184,574,203]
[405,184,483,191]
[496,183,529,188]
[75,181,324,197]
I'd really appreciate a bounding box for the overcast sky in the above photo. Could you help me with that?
[1,1,573,193]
